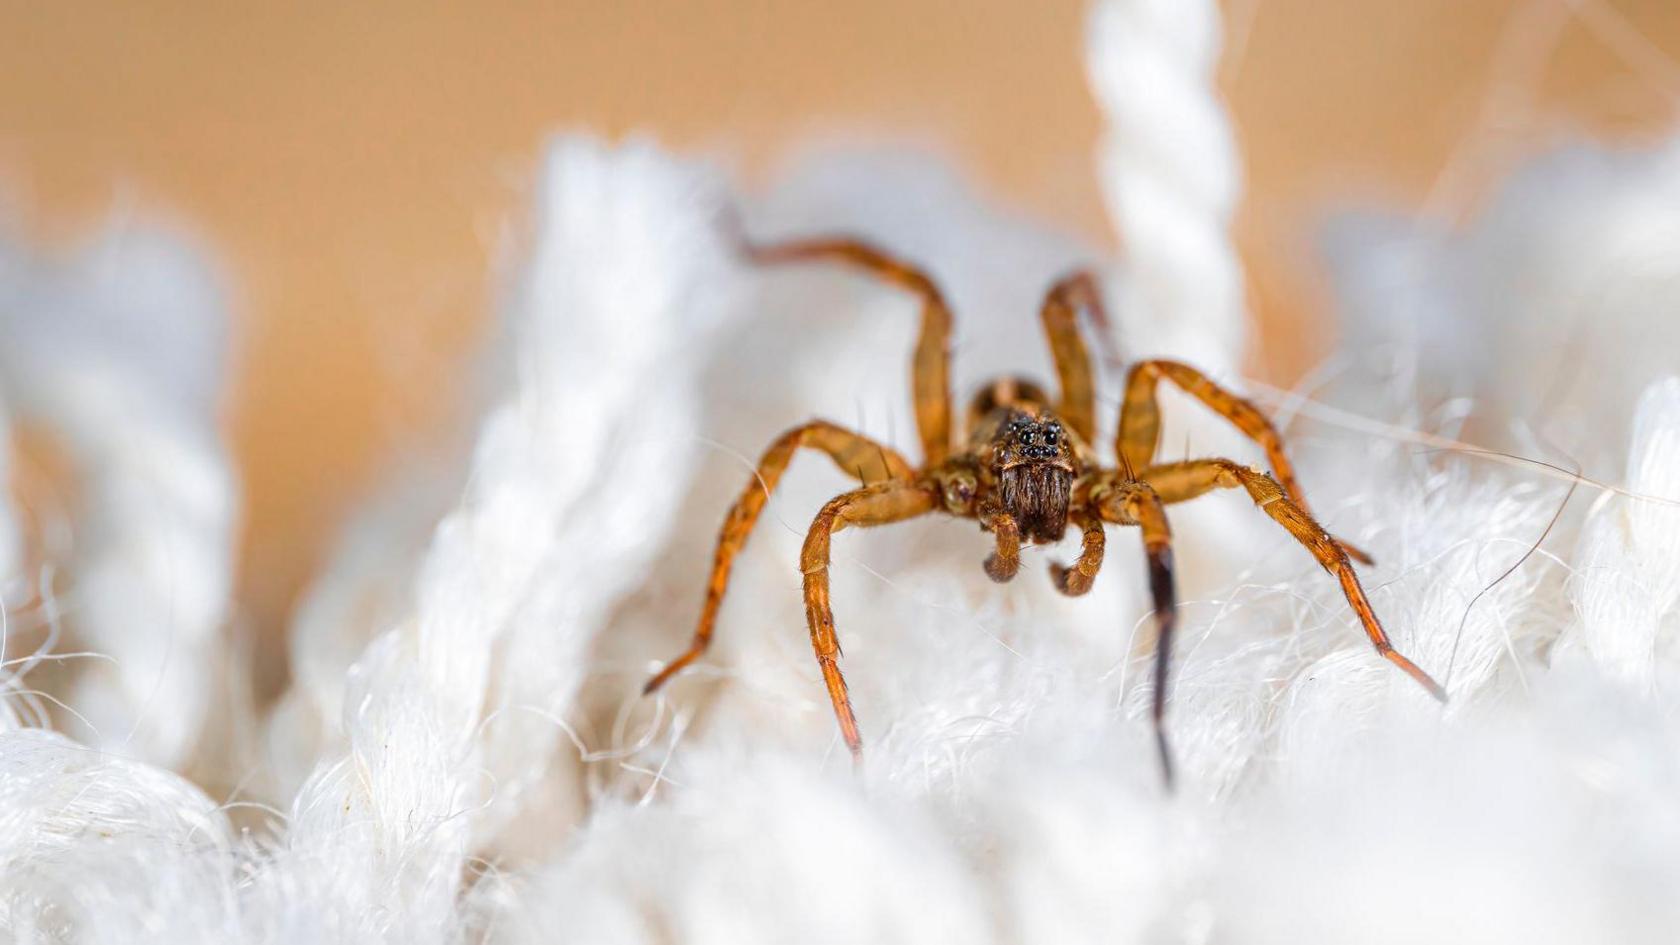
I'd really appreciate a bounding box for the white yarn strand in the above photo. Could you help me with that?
[1085,0,1282,596]
[0,729,241,939]
[255,137,736,942]
[1087,0,1245,368]
[263,463,461,801]
[3,21,1680,940]
[0,224,236,770]
[1563,377,1680,686]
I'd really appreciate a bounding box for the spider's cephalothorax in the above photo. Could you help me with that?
[644,231,1447,788]
[987,408,1076,544]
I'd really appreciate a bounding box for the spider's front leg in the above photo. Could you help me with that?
[802,480,938,758]
[644,420,913,695]
[1038,270,1108,443]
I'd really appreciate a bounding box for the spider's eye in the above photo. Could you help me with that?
[1019,431,1035,445]
[1044,428,1059,445]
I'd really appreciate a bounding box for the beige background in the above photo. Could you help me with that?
[2,1,1676,656]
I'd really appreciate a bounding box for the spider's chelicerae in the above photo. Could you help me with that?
[645,232,1446,785]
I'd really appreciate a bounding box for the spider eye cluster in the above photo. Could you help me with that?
[1009,418,1063,459]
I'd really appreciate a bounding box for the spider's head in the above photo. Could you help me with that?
[992,410,1074,544]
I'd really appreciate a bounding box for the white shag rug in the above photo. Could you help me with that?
[3,2,1680,942]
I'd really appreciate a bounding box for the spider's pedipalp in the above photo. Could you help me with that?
[1049,509,1106,596]
[981,508,1022,582]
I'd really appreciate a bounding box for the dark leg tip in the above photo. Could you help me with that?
[1382,648,1448,704]
[1155,729,1177,793]
[642,657,690,696]
[1049,562,1093,596]
[984,553,1018,583]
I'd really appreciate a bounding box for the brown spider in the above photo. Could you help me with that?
[644,232,1446,786]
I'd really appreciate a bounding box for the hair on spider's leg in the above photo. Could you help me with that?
[1116,359,1375,566]
[643,421,913,695]
[801,481,938,759]
[1140,458,1446,702]
[737,234,955,466]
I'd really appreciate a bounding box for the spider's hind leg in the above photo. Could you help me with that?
[964,376,1054,433]
[643,421,913,695]
[745,235,955,465]
[1038,270,1110,443]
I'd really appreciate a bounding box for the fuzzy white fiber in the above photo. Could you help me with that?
[5,3,1680,943]
[0,393,21,605]
[1325,136,1680,472]
[0,220,237,770]
[1088,0,1245,368]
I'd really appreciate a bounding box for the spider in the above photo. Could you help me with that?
[644,231,1446,786]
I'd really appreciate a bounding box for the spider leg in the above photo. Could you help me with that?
[1093,479,1178,788]
[1048,508,1106,596]
[1115,359,1373,564]
[981,508,1022,582]
[745,235,954,465]
[802,481,938,758]
[1140,459,1447,702]
[1038,270,1108,443]
[644,421,914,695]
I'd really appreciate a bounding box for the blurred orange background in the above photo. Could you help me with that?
[2,1,1676,667]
